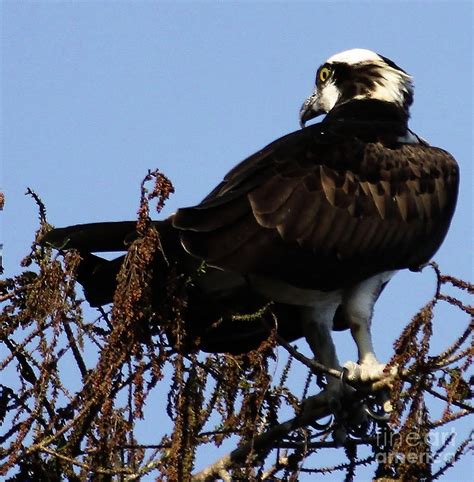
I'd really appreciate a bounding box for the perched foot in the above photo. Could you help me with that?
[343,360,397,414]
[302,379,350,414]
[343,360,397,386]
[302,380,366,445]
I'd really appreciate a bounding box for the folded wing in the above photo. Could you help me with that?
[174,125,459,290]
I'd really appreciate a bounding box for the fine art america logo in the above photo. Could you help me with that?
[374,427,459,465]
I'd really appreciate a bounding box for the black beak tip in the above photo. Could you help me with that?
[299,107,312,129]
[299,107,323,129]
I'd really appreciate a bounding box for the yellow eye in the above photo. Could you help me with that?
[319,66,331,83]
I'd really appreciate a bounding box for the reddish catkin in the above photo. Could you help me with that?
[1,184,471,481]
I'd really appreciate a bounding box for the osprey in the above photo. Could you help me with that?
[44,49,459,395]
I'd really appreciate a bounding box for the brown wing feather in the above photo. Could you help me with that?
[174,127,459,290]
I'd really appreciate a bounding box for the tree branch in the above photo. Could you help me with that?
[191,391,332,481]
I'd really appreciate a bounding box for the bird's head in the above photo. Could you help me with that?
[299,48,414,127]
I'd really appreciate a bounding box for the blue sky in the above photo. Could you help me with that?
[2,1,472,479]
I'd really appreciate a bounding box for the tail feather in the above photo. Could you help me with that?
[41,217,306,353]
[42,220,172,252]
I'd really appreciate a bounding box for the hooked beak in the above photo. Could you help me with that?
[299,92,325,128]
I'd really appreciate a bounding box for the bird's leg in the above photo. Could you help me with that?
[300,302,347,404]
[342,275,397,386]
[346,319,395,415]
[301,302,371,444]
[344,320,393,383]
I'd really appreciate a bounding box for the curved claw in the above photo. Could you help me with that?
[310,415,334,431]
[364,403,391,422]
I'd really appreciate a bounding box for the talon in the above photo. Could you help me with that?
[361,387,394,422]
[311,415,333,431]
[364,403,391,422]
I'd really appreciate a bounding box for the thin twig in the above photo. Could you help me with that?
[63,320,88,380]
[192,391,333,481]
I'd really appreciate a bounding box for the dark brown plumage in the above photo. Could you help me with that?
[174,100,458,291]
[42,50,459,372]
